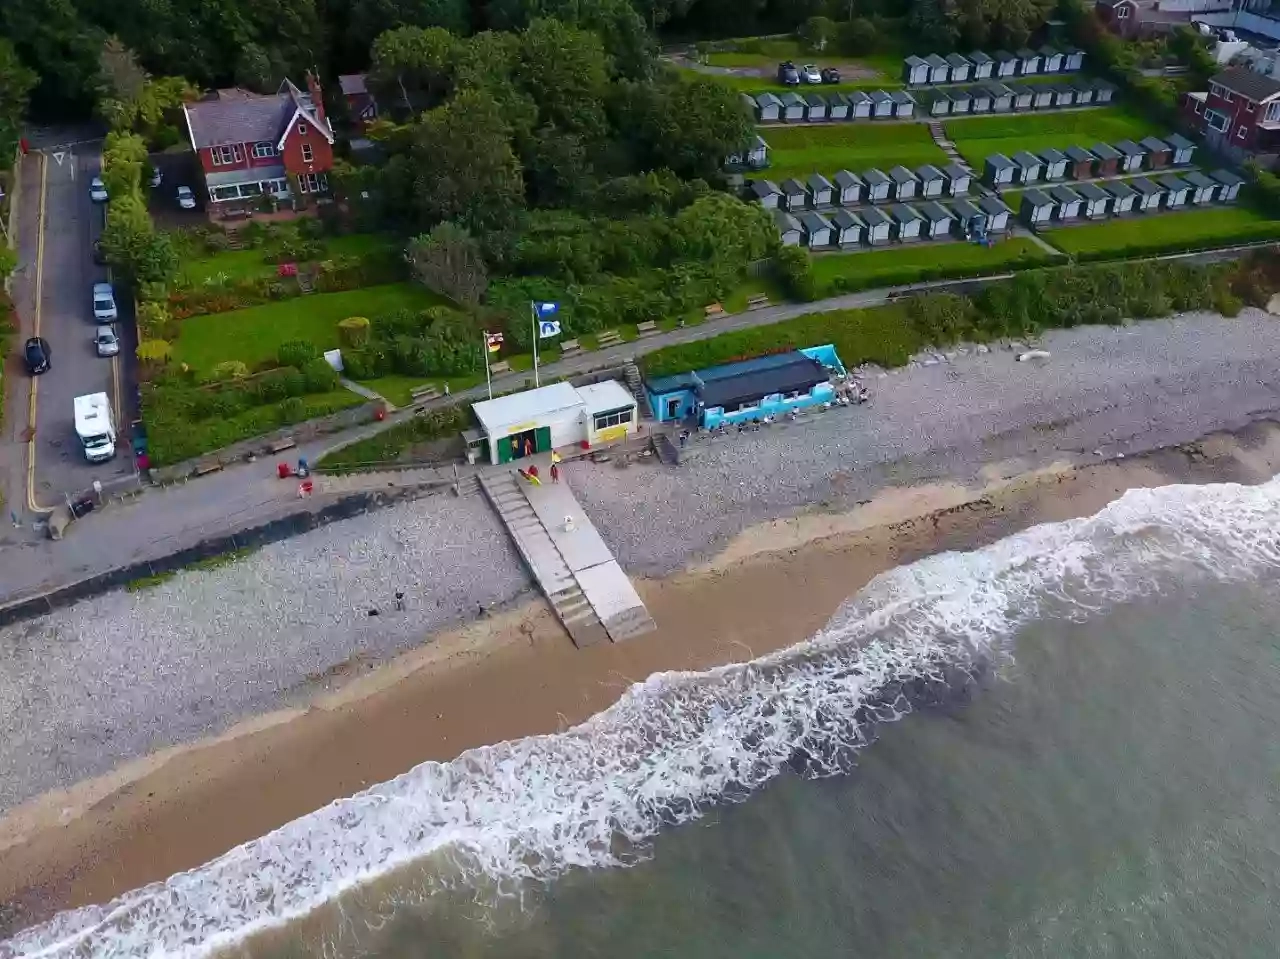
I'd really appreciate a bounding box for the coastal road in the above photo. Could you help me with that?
[22,146,131,510]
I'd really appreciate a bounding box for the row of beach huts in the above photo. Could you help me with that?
[751,164,974,212]
[746,77,1116,125]
[1019,171,1245,226]
[903,48,1085,87]
[774,197,1015,249]
[983,135,1197,187]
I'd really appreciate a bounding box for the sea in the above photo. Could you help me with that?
[5,476,1280,959]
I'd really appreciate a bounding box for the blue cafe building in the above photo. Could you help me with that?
[645,344,846,429]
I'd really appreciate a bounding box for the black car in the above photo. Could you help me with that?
[777,60,799,86]
[92,239,107,265]
[821,67,841,84]
[24,336,51,375]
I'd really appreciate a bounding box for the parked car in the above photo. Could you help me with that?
[95,327,120,357]
[821,66,841,84]
[777,61,800,86]
[92,282,118,322]
[801,63,822,84]
[89,177,109,203]
[176,185,197,210]
[91,239,106,266]
[149,167,162,188]
[24,336,51,375]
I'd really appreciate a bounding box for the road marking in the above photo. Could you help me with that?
[26,153,52,514]
[51,151,65,166]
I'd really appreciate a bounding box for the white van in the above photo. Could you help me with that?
[74,392,116,463]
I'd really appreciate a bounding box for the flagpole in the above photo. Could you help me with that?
[482,330,493,399]
[530,300,540,389]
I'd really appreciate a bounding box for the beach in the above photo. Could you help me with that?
[4,310,1280,948]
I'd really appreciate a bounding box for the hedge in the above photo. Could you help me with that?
[316,404,473,472]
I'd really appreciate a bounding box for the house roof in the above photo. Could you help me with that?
[984,81,1013,96]
[905,55,929,67]
[1032,85,1053,98]
[1165,133,1195,150]
[1091,143,1121,160]
[695,353,828,411]
[183,79,332,150]
[825,93,849,107]
[473,382,583,434]
[917,164,944,180]
[576,380,637,415]
[929,90,953,105]
[807,172,835,190]
[1114,139,1145,156]
[925,54,949,68]
[889,165,918,183]
[338,74,368,96]
[944,162,970,179]
[750,179,780,198]
[798,210,833,231]
[780,178,807,194]
[863,168,891,185]
[1040,147,1067,163]
[870,90,893,103]
[1040,45,1061,57]
[756,92,783,106]
[1211,168,1245,186]
[834,170,863,188]
[918,200,952,221]
[951,198,982,219]
[773,209,802,232]
[995,50,1018,62]
[1183,170,1218,188]
[987,153,1015,169]
[968,85,991,100]
[946,53,971,67]
[1129,176,1163,196]
[1008,82,1034,97]
[830,207,864,228]
[1072,78,1096,92]
[950,87,972,101]
[1102,179,1137,198]
[1065,146,1095,162]
[1022,189,1053,207]
[1017,48,1039,59]
[862,206,891,226]
[1211,66,1280,103]
[969,51,994,64]
[1158,173,1190,190]
[891,89,915,104]
[978,196,1012,215]
[1012,151,1042,167]
[847,90,873,104]
[888,203,922,223]
[805,93,827,106]
[1075,182,1110,200]
[1140,135,1170,152]
[1048,185,1081,203]
[780,92,805,106]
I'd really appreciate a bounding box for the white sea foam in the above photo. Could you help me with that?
[5,477,1280,959]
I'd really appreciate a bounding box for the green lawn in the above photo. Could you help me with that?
[811,238,1056,294]
[1049,206,1280,257]
[705,36,903,81]
[761,123,948,181]
[173,283,445,372]
[704,72,903,95]
[947,109,1163,168]
[177,234,397,286]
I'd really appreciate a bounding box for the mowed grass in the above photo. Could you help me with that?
[177,234,397,286]
[173,283,445,372]
[701,35,904,81]
[811,237,1055,293]
[1050,206,1280,256]
[762,123,948,181]
[947,109,1163,167]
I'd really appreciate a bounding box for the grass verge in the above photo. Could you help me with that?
[947,109,1163,168]
[317,404,473,472]
[1049,206,1280,258]
[127,547,261,592]
[811,238,1056,294]
[176,234,395,286]
[760,123,948,181]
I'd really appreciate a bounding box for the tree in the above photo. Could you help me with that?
[515,18,610,138]
[798,15,836,51]
[410,88,524,231]
[613,75,753,180]
[350,0,468,53]
[370,25,458,112]
[0,0,104,116]
[669,192,777,274]
[0,39,38,162]
[407,223,490,304]
[453,30,538,140]
[837,17,878,56]
[233,43,277,93]
[98,36,147,109]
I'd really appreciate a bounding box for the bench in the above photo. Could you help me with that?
[193,459,224,476]
[636,320,659,337]
[704,302,726,318]
[747,294,771,310]
[267,437,297,454]
[560,338,581,356]
[489,360,511,375]
[409,383,441,402]
[596,331,622,348]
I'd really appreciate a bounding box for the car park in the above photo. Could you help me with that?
[89,176,109,203]
[24,337,51,375]
[176,185,197,210]
[821,67,841,84]
[92,282,118,322]
[95,327,120,357]
[778,61,799,86]
[801,63,822,84]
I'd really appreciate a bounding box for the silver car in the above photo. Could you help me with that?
[89,176,109,203]
[92,282,118,322]
[95,327,120,357]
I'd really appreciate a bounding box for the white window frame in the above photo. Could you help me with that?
[301,143,314,163]
[297,121,309,136]
[1221,89,1234,103]
[593,407,634,431]
[1116,4,1130,18]
[297,172,328,194]
[1237,124,1248,140]
[1194,98,1202,115]
[1205,108,1230,133]
[251,141,276,158]
[237,181,263,198]
[212,144,243,166]
[1267,102,1280,122]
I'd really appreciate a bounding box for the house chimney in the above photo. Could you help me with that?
[305,70,326,123]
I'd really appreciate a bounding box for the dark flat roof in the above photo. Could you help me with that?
[696,353,828,410]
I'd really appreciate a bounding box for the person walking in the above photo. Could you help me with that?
[550,450,561,483]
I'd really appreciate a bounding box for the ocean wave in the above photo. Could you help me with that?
[5,477,1280,959]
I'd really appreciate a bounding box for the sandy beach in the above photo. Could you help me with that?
[4,311,1280,940]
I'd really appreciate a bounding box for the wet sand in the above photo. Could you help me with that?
[2,422,1280,935]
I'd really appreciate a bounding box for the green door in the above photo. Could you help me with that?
[535,426,552,453]
[497,435,513,464]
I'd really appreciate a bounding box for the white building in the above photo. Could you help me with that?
[471,380,639,465]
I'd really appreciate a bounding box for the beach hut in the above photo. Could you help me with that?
[1040,148,1069,181]
[1093,79,1116,104]
[917,164,946,198]
[889,203,924,241]
[1159,174,1190,208]
[1166,133,1195,166]
[780,92,806,122]
[1040,46,1065,73]
[827,94,850,120]
[928,89,952,117]
[918,200,955,239]
[1020,188,1054,225]
[830,207,865,246]
[889,165,919,200]
[995,50,1019,79]
[946,53,973,83]
[986,153,1017,186]
[804,93,828,122]
[834,170,864,206]
[925,54,950,84]
[970,51,995,80]
[1013,150,1043,184]
[1114,140,1146,173]
[1183,171,1218,205]
[904,55,930,86]
[864,168,892,203]
[774,209,802,245]
[1103,179,1138,214]
[944,162,972,196]
[1053,83,1076,108]
[870,90,894,119]
[969,85,992,113]
[951,197,984,237]
[749,179,781,208]
[1072,79,1095,105]
[753,93,781,123]
[862,206,892,244]
[1076,181,1111,219]
[1009,82,1034,111]
[1140,136,1171,169]
[848,91,873,119]
[1211,169,1244,202]
[949,87,973,114]
[1049,184,1083,220]
[1065,48,1085,71]
[1018,48,1042,75]
[799,210,835,248]
[891,89,916,119]
[1065,146,1095,180]
[808,173,835,207]
[1091,143,1121,177]
[978,196,1012,231]
[1129,176,1165,211]
[780,178,808,210]
[743,135,768,169]
[987,81,1014,112]
[1031,85,1053,110]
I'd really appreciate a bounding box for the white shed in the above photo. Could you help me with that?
[780,92,806,122]
[925,54,950,84]
[1183,171,1218,205]
[864,168,892,203]
[978,196,1011,231]
[1040,148,1068,181]
[830,207,865,246]
[918,200,955,239]
[749,179,781,208]
[1020,188,1054,225]
[890,203,923,241]
[1076,182,1111,219]
[808,173,835,206]
[827,93,850,120]
[755,92,782,123]
[970,51,994,80]
[995,50,1018,78]
[1129,176,1165,211]
[891,89,915,118]
[1103,179,1138,214]
[871,90,894,118]
[774,209,803,245]
[889,165,919,200]
[1211,169,1244,202]
[1166,133,1195,165]
[1159,174,1190,208]
[1040,46,1064,73]
[834,169,864,205]
[986,153,1017,186]
[944,162,972,195]
[863,206,892,244]
[946,53,972,83]
[799,210,835,247]
[904,55,930,86]
[848,91,873,118]
[1049,185,1083,220]
[472,380,638,465]
[917,164,946,197]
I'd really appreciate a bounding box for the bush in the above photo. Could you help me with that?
[837,18,879,56]
[137,339,173,363]
[301,356,340,392]
[338,316,371,348]
[210,360,250,381]
[277,396,305,423]
[277,340,321,369]
[317,403,473,472]
[775,247,818,301]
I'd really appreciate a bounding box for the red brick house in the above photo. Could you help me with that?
[1094,0,1194,38]
[339,74,378,134]
[182,74,335,211]
[1182,67,1280,161]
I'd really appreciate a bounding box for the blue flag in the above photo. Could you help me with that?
[539,319,562,338]
[536,301,559,317]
